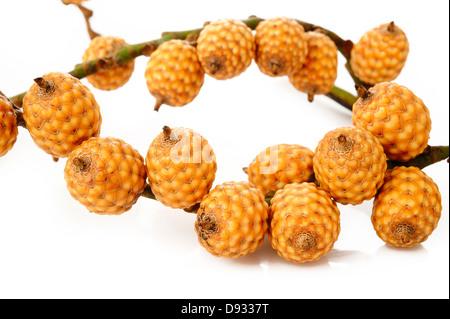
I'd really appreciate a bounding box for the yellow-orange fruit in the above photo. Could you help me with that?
[352,82,431,162]
[350,22,409,85]
[64,136,147,215]
[145,40,204,111]
[195,181,269,258]
[246,144,315,197]
[145,126,217,209]
[313,126,387,205]
[255,17,307,77]
[197,19,255,80]
[372,166,442,248]
[289,31,338,102]
[22,72,102,159]
[269,183,340,263]
[0,94,19,157]
[82,36,135,91]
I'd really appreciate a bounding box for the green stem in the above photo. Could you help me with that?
[387,145,449,170]
[8,16,358,109]
[326,86,358,111]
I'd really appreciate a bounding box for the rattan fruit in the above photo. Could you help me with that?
[22,72,102,159]
[352,82,431,162]
[145,126,217,209]
[289,31,338,102]
[82,35,135,91]
[144,39,204,111]
[195,181,269,258]
[313,126,387,205]
[196,19,255,80]
[246,143,315,197]
[350,22,409,85]
[255,17,307,77]
[0,93,19,157]
[269,183,340,263]
[64,136,147,215]
[372,166,442,248]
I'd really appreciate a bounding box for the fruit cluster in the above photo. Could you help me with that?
[1,17,446,264]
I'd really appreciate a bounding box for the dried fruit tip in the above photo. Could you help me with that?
[355,85,371,100]
[34,77,54,94]
[162,125,172,138]
[392,223,416,244]
[73,156,91,172]
[197,214,219,239]
[387,21,396,33]
[293,231,317,251]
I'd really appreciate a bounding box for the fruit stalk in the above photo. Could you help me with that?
[8,16,356,110]
[387,145,449,170]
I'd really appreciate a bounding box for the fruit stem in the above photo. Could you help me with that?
[325,86,358,111]
[387,145,450,170]
[8,15,359,111]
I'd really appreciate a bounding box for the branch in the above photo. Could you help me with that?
[8,16,357,110]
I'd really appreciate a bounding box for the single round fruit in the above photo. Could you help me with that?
[269,183,340,263]
[64,136,147,215]
[0,93,19,157]
[246,143,315,197]
[313,126,387,205]
[372,166,442,248]
[255,17,307,77]
[289,31,338,102]
[350,22,409,85]
[22,72,102,159]
[82,36,135,91]
[195,181,269,258]
[145,126,217,209]
[352,82,431,162]
[196,19,255,80]
[144,39,205,111]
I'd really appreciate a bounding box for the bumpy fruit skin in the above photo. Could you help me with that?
[313,126,387,205]
[195,181,269,258]
[64,136,147,215]
[350,22,409,85]
[82,36,135,91]
[145,126,217,209]
[247,144,315,197]
[0,94,19,157]
[22,72,102,158]
[145,40,204,111]
[255,17,307,77]
[352,82,431,162]
[197,19,255,80]
[289,31,338,102]
[269,183,340,263]
[372,166,442,248]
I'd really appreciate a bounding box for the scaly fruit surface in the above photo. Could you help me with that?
[269,183,340,263]
[197,19,255,80]
[145,126,217,209]
[0,94,18,157]
[195,181,269,258]
[350,22,409,85]
[64,136,147,215]
[247,144,315,197]
[352,82,431,162]
[313,126,387,205]
[255,17,307,77]
[82,36,135,91]
[22,72,102,159]
[289,31,338,102]
[145,40,204,111]
[372,166,442,248]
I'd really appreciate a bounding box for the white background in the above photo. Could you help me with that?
[0,0,448,299]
